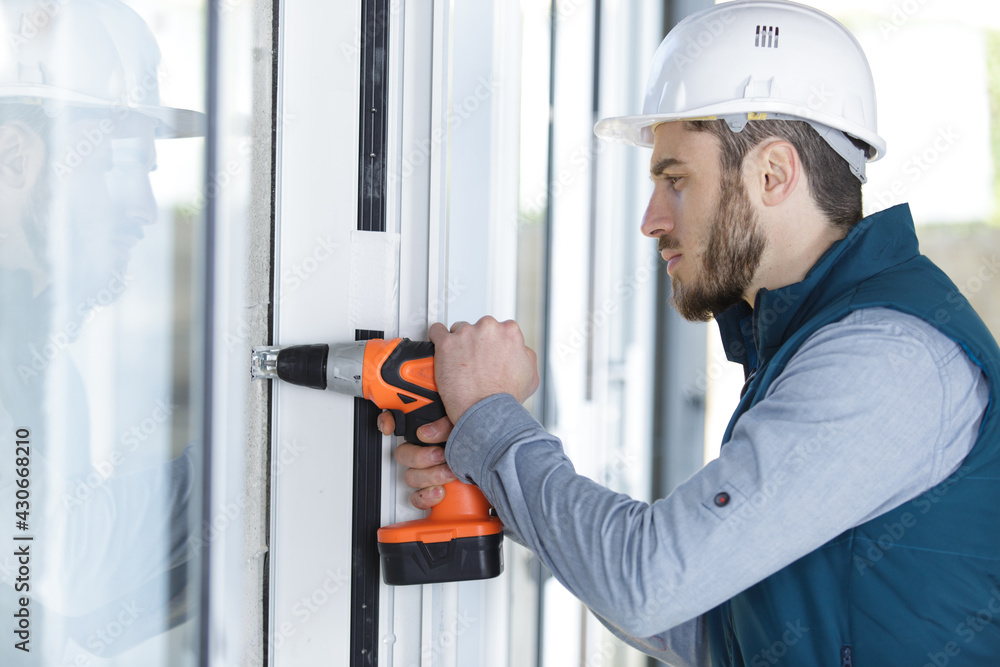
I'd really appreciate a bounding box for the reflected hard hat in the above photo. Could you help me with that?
[595,0,885,181]
[0,0,204,138]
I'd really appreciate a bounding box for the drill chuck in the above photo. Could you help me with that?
[251,342,366,396]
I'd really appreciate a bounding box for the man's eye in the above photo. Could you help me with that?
[651,174,683,187]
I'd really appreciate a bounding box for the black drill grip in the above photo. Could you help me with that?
[389,402,447,445]
[380,339,446,445]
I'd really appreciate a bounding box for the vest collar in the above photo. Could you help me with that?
[715,203,920,370]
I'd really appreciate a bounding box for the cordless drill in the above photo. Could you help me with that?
[250,338,504,585]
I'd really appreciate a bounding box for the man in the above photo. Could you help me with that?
[385,1,1000,665]
[0,0,203,662]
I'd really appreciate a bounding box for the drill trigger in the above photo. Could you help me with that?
[389,409,407,438]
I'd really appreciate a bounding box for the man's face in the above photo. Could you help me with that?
[45,113,158,312]
[642,122,767,321]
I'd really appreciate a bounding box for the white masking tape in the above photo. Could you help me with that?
[348,230,401,333]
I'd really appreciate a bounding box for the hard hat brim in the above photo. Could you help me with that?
[595,103,886,162]
[0,84,206,139]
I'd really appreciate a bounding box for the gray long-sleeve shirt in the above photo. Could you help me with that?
[444,307,989,665]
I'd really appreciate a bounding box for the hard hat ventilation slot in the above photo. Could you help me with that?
[754,25,779,48]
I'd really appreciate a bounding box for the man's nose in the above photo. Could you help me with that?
[641,186,674,238]
[114,171,158,227]
[131,176,158,226]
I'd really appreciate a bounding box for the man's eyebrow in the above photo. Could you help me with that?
[650,157,685,177]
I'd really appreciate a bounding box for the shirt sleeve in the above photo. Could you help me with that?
[592,610,709,667]
[444,308,988,645]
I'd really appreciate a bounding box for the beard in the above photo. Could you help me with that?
[663,168,767,322]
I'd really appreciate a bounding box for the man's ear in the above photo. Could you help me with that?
[0,122,43,189]
[754,139,801,208]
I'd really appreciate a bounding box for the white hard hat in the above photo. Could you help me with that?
[595,0,885,181]
[0,0,204,138]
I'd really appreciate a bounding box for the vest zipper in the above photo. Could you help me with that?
[841,646,853,667]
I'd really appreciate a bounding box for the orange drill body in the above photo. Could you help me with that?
[361,338,441,433]
[251,338,504,585]
[361,339,504,578]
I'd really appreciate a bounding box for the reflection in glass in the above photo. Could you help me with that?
[0,0,205,664]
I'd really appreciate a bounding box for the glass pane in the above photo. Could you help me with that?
[0,0,206,664]
[517,0,552,422]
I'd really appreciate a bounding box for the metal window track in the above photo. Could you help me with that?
[351,0,390,664]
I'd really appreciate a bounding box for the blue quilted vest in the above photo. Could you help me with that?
[706,204,1000,666]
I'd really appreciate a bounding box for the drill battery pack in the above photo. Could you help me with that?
[378,532,504,585]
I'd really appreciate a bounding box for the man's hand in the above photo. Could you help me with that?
[429,316,539,425]
[382,317,538,510]
[378,412,456,509]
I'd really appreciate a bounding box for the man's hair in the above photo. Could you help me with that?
[0,103,54,263]
[0,102,52,131]
[685,119,864,232]
[0,102,54,161]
